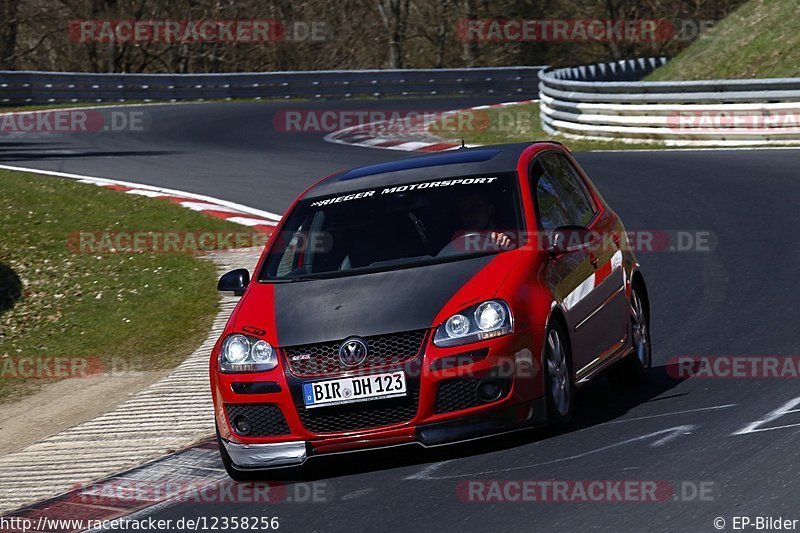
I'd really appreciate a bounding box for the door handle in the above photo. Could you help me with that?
[589,253,599,269]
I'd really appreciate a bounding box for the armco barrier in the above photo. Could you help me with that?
[539,57,800,146]
[0,67,543,105]
[5,61,799,147]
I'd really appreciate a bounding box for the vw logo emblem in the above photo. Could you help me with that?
[339,337,369,367]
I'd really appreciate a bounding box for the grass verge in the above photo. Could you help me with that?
[0,169,249,402]
[646,0,800,80]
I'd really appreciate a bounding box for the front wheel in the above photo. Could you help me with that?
[544,323,573,427]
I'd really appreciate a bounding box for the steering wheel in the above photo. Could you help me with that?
[437,232,499,257]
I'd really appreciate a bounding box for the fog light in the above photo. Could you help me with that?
[232,414,252,436]
[477,380,503,403]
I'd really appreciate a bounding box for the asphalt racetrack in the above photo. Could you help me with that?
[4,98,800,532]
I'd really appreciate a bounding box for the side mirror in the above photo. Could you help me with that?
[218,269,250,296]
[547,226,596,256]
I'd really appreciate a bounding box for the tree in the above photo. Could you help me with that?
[0,0,20,69]
[377,0,410,68]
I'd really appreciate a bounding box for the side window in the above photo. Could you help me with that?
[274,212,318,277]
[540,153,597,227]
[531,161,570,231]
[275,229,305,277]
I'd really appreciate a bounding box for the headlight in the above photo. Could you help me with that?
[445,314,471,337]
[433,299,513,347]
[475,301,506,331]
[219,334,276,373]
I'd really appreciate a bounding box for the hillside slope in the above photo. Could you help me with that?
[647,0,800,80]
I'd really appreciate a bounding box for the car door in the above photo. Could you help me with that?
[539,153,628,376]
[531,159,596,374]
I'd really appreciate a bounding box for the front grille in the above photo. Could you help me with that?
[283,330,427,377]
[434,378,511,414]
[297,380,420,434]
[225,404,291,437]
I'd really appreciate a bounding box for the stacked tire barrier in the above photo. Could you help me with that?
[539,57,800,146]
[0,67,543,106]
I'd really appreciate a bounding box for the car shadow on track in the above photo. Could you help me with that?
[246,362,689,483]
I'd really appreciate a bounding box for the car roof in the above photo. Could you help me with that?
[304,142,558,200]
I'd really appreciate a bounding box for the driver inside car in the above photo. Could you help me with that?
[455,193,515,250]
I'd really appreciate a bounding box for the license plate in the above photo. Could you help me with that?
[303,371,407,408]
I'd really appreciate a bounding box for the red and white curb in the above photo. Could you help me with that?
[0,165,283,523]
[0,164,282,233]
[1,440,229,533]
[323,100,537,152]
[0,247,260,523]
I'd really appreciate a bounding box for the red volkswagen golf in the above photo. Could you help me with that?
[210,142,651,479]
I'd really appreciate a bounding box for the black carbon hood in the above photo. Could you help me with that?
[272,255,494,346]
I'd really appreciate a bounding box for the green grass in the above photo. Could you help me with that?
[0,170,250,401]
[432,103,668,152]
[646,0,800,80]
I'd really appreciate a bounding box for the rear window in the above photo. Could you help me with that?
[260,172,522,281]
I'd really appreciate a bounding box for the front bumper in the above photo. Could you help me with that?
[223,440,309,468]
[221,397,547,470]
[214,327,547,471]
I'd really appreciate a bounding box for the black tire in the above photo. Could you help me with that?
[610,280,651,386]
[216,425,257,482]
[543,321,574,427]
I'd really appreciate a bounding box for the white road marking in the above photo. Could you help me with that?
[341,487,376,500]
[178,201,241,213]
[224,216,278,227]
[0,164,283,222]
[387,141,436,151]
[125,189,167,197]
[406,425,698,481]
[650,426,695,447]
[610,404,738,424]
[404,460,454,481]
[359,137,395,146]
[732,396,800,435]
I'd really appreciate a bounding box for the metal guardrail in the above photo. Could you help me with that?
[539,57,800,146]
[0,67,544,106]
[5,61,799,147]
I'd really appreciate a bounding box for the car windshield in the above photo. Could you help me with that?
[259,172,522,281]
